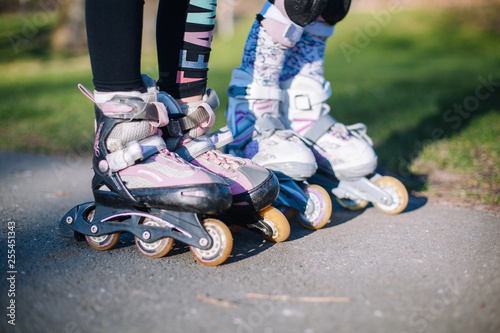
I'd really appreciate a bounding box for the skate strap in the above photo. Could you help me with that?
[259,1,303,43]
[304,20,335,38]
[145,102,170,128]
[106,136,166,172]
[254,116,285,134]
[175,126,234,162]
[227,84,283,101]
[302,115,374,146]
[302,115,337,142]
[99,97,169,128]
[285,81,332,110]
[163,90,218,138]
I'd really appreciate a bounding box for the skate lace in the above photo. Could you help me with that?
[330,123,373,146]
[159,149,186,163]
[202,150,241,170]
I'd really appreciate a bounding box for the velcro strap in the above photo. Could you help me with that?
[140,135,167,159]
[102,98,169,129]
[210,126,234,149]
[144,102,169,127]
[165,90,218,137]
[174,126,235,161]
[181,102,214,131]
[260,2,303,43]
[107,136,166,172]
[286,81,332,110]
[255,116,285,134]
[284,23,303,42]
[302,115,337,143]
[175,135,216,162]
[227,84,283,101]
[304,20,335,37]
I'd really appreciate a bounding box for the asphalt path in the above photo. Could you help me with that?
[0,151,499,333]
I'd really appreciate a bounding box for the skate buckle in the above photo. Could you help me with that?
[294,95,311,110]
[167,119,183,137]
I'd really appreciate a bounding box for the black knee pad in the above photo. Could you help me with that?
[321,0,351,25]
[281,0,328,27]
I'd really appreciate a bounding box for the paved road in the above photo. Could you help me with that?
[1,151,499,333]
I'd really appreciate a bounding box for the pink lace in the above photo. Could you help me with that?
[159,149,186,163]
[201,150,241,171]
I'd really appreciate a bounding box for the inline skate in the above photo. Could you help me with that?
[158,88,290,242]
[280,74,409,214]
[226,68,332,230]
[57,77,234,266]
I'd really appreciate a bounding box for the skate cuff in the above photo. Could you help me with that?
[302,115,337,143]
[106,136,166,172]
[285,81,331,110]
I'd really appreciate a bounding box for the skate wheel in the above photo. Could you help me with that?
[299,185,332,230]
[372,176,408,215]
[84,208,121,251]
[335,197,369,211]
[258,206,290,243]
[190,218,233,266]
[135,218,174,259]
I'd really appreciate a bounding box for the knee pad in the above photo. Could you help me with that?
[321,0,351,25]
[259,0,328,47]
[280,0,328,27]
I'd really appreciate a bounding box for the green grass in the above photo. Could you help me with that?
[0,7,499,204]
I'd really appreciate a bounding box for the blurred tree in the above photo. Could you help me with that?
[0,0,22,13]
[51,0,86,53]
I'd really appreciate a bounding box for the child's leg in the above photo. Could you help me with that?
[156,0,210,102]
[85,0,144,93]
[155,1,287,239]
[76,1,233,246]
[280,0,378,180]
[226,1,333,180]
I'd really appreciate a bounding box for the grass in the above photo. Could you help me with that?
[0,6,499,205]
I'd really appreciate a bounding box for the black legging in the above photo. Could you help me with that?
[86,0,215,99]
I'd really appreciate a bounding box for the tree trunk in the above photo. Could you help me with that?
[51,0,86,53]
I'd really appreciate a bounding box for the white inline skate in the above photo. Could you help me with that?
[281,74,408,214]
[226,68,332,230]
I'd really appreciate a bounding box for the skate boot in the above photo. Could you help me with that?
[159,88,290,242]
[57,77,234,266]
[226,68,332,230]
[281,74,408,214]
